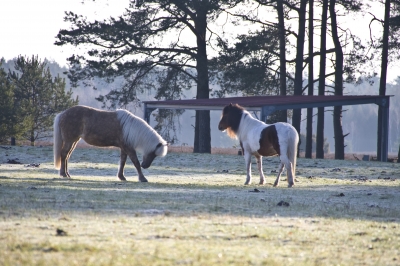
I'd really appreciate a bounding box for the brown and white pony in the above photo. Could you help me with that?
[54,105,168,182]
[218,103,299,187]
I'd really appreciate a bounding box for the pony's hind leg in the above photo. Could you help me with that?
[273,162,285,187]
[276,154,294,188]
[60,140,77,178]
[117,150,128,181]
[285,161,294,188]
[65,141,78,177]
[255,155,266,185]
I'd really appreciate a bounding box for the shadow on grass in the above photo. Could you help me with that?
[1,147,400,222]
[1,174,399,223]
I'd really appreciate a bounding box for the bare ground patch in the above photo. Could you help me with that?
[1,145,400,265]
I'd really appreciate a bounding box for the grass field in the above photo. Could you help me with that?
[1,145,400,265]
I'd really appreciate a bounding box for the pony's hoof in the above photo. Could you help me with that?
[259,181,265,185]
[118,176,127,181]
[288,183,294,188]
[139,177,148,182]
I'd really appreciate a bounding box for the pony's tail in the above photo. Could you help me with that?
[288,128,299,178]
[53,113,63,169]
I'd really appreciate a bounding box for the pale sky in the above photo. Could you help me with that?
[1,0,397,82]
[0,0,129,67]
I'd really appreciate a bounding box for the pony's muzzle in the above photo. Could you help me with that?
[141,154,156,169]
[141,162,150,169]
[140,160,153,169]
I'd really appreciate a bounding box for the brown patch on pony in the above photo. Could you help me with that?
[257,125,280,157]
[59,106,123,148]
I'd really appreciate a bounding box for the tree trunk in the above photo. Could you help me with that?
[30,130,35,146]
[378,0,390,160]
[292,0,307,155]
[330,0,345,160]
[276,0,287,122]
[194,111,200,152]
[316,0,328,159]
[305,0,314,159]
[193,7,211,153]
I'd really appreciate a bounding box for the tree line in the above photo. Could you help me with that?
[23,0,400,160]
[54,0,400,160]
[0,56,78,146]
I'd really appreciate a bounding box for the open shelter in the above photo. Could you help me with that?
[143,95,391,162]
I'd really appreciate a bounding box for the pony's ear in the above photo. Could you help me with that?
[229,103,233,107]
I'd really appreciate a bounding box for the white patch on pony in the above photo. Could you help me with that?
[236,110,267,152]
[116,109,168,156]
[274,122,299,175]
[237,111,298,156]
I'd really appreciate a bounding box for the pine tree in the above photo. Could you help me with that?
[8,55,78,146]
[0,61,17,143]
[55,0,243,153]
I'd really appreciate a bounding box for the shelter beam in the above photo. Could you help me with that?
[143,103,156,124]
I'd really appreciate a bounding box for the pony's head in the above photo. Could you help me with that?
[116,109,168,169]
[141,142,168,169]
[218,103,245,138]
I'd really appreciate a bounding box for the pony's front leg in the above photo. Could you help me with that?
[255,155,266,185]
[273,162,285,187]
[117,150,128,181]
[244,152,252,185]
[127,149,148,182]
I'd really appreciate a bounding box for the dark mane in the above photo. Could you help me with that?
[223,103,245,134]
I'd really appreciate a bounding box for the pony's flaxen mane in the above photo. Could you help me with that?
[116,109,167,156]
[226,128,237,139]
